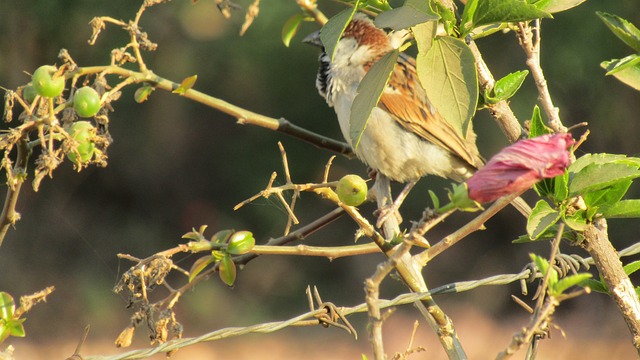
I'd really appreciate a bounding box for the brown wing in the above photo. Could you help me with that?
[378,54,484,169]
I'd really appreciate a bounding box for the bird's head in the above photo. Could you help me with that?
[303,14,393,66]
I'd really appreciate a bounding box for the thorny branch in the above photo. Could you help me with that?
[0,0,353,247]
[516,21,567,133]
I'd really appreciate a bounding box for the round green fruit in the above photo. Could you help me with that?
[22,85,38,104]
[31,65,65,98]
[73,86,101,118]
[336,174,368,206]
[66,121,96,164]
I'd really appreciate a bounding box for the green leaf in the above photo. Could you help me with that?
[350,49,399,148]
[413,20,438,55]
[173,75,197,95]
[417,36,477,137]
[432,0,457,35]
[282,13,305,47]
[552,273,592,295]
[530,0,586,13]
[529,105,552,137]
[596,12,640,53]
[374,0,439,30]
[569,153,632,174]
[8,319,25,338]
[601,57,640,91]
[580,278,609,294]
[211,229,234,244]
[583,179,632,208]
[563,210,587,231]
[189,255,215,282]
[134,84,155,103]
[530,253,558,287]
[463,0,551,35]
[320,3,360,62]
[569,163,640,196]
[219,253,237,286]
[598,200,640,218]
[527,200,561,240]
[624,260,640,276]
[460,0,480,35]
[0,293,15,320]
[428,189,440,209]
[553,171,569,202]
[603,54,640,76]
[485,70,529,103]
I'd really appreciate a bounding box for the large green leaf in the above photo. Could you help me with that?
[598,200,640,219]
[597,12,640,53]
[527,200,561,240]
[569,153,632,174]
[602,56,640,91]
[413,20,438,55]
[350,49,400,148]
[374,0,439,30]
[462,0,551,35]
[583,179,632,208]
[530,0,587,13]
[320,4,360,61]
[417,36,477,137]
[569,163,640,196]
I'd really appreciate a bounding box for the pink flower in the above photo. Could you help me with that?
[466,133,574,203]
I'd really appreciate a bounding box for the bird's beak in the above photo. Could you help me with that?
[302,30,323,48]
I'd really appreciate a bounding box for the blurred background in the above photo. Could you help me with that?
[0,0,639,359]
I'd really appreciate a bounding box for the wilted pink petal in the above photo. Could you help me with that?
[467,133,574,203]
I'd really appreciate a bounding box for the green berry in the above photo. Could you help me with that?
[31,65,65,98]
[66,121,96,164]
[336,174,368,206]
[226,231,255,255]
[22,85,37,104]
[73,86,101,118]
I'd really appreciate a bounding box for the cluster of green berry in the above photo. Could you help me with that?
[23,65,102,165]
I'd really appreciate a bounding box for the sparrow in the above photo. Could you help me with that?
[305,14,532,224]
[305,14,484,185]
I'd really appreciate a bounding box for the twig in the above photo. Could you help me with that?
[495,295,558,360]
[516,21,566,133]
[69,65,353,156]
[532,224,564,305]
[0,139,29,247]
[416,191,523,266]
[365,242,413,360]
[249,242,380,259]
[582,217,640,353]
[371,175,467,360]
[468,41,523,143]
[296,0,328,25]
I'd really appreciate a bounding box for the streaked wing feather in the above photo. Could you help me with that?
[378,54,483,168]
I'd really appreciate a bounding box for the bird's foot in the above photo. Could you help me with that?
[374,180,417,229]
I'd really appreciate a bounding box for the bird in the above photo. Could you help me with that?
[304,14,531,224]
[305,14,483,183]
